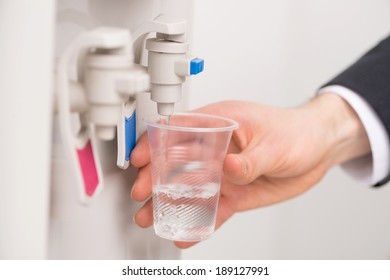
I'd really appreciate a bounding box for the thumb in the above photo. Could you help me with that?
[223,145,271,185]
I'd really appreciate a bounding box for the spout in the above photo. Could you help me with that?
[89,104,121,140]
[95,125,116,141]
[150,84,181,116]
[157,102,175,116]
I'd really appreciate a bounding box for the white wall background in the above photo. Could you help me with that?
[182,0,390,259]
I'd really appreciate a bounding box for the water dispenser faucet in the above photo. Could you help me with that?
[57,27,149,204]
[146,38,204,116]
[84,46,149,140]
[131,14,205,116]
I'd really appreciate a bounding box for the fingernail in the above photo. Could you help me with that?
[130,180,138,199]
[236,155,247,175]
[132,214,136,224]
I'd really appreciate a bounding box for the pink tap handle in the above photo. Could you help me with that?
[71,128,104,204]
[76,139,100,197]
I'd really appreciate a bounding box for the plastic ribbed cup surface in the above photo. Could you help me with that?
[144,113,238,242]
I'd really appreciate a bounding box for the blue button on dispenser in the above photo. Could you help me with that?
[190,58,204,75]
[125,111,136,161]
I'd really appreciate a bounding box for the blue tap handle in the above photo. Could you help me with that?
[117,101,137,169]
[190,58,204,75]
[125,111,136,162]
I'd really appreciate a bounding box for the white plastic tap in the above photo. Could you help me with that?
[57,27,149,204]
[85,46,150,140]
[131,14,205,116]
[146,38,204,116]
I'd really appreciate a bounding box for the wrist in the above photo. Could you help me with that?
[305,93,370,168]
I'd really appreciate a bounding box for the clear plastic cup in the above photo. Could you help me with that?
[144,113,238,242]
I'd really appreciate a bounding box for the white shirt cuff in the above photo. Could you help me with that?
[318,85,390,185]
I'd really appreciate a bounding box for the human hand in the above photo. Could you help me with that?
[130,94,370,248]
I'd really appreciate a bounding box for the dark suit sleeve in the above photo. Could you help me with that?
[324,35,390,186]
